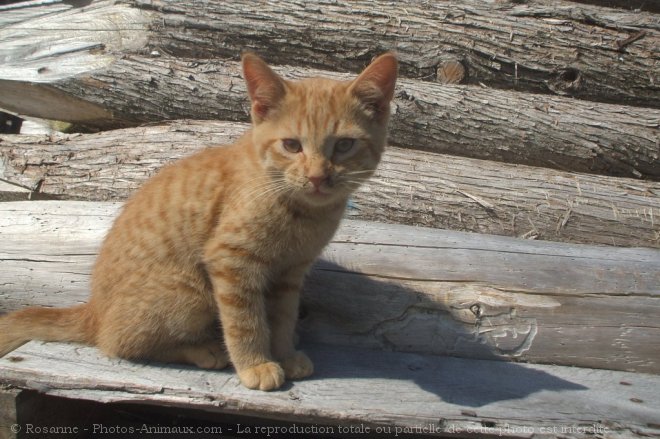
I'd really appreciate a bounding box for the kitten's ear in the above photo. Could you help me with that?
[349,52,399,120]
[242,52,286,122]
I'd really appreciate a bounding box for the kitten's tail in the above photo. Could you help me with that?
[0,305,96,357]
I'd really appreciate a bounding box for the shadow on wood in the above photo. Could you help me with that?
[1,202,659,436]
[305,339,589,409]
[1,201,658,374]
[6,341,650,438]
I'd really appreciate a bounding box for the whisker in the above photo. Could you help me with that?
[343,169,376,176]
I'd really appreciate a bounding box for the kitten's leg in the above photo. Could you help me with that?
[204,246,284,391]
[95,267,226,369]
[151,340,229,370]
[268,262,314,380]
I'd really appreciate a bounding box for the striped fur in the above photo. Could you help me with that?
[0,53,398,391]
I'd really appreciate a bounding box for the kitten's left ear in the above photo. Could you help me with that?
[349,52,399,119]
[242,52,286,123]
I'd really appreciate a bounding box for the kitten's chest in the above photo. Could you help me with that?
[226,199,343,266]
[262,207,340,260]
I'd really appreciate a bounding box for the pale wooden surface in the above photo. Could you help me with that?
[1,201,658,374]
[1,341,659,439]
[0,2,658,178]
[1,121,658,247]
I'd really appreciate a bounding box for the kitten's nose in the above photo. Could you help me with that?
[308,175,328,189]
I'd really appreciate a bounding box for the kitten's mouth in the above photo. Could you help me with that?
[307,187,330,197]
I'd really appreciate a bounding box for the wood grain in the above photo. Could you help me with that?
[2,121,658,248]
[131,0,660,107]
[1,341,659,438]
[0,2,658,178]
[1,201,658,374]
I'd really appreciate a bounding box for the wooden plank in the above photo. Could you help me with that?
[1,341,659,438]
[0,3,658,179]
[1,201,658,374]
[1,121,658,247]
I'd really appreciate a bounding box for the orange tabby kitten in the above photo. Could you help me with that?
[0,53,398,391]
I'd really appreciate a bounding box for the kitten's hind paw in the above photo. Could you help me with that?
[193,343,229,370]
[281,351,314,380]
[238,361,285,391]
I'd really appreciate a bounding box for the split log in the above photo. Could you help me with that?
[0,1,658,179]
[3,343,659,438]
[1,201,658,376]
[1,121,658,248]
[4,0,657,107]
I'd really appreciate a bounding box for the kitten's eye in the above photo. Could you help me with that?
[335,138,355,153]
[282,139,302,153]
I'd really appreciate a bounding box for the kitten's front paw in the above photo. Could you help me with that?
[281,351,314,380]
[237,361,285,391]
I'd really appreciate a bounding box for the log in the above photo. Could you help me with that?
[1,121,658,248]
[1,201,659,374]
[0,0,74,28]
[135,0,660,108]
[569,0,660,13]
[2,342,659,439]
[0,1,658,179]
[5,0,656,106]
[1,57,659,180]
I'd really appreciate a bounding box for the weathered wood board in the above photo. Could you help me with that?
[1,341,659,439]
[0,2,658,178]
[1,201,658,374]
[2,121,658,248]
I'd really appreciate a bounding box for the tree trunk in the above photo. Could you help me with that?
[8,0,656,107]
[0,0,658,179]
[1,121,658,248]
[568,0,660,13]
[0,53,658,179]
[1,201,658,374]
[130,0,660,107]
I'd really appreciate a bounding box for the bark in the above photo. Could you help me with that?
[131,0,660,107]
[0,54,658,179]
[568,0,660,13]
[0,0,659,179]
[1,121,658,248]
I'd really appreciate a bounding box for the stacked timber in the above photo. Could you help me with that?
[0,0,658,437]
[1,121,658,247]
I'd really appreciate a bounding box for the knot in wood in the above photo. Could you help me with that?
[437,61,466,84]
[470,304,482,317]
[547,68,583,96]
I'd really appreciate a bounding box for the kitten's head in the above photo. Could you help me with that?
[242,52,398,207]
